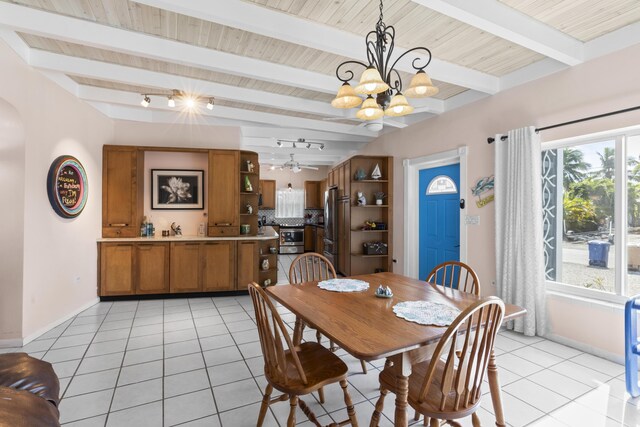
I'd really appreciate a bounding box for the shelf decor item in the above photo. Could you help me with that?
[246,204,253,214]
[371,163,382,180]
[373,191,386,205]
[240,224,250,235]
[354,168,367,181]
[261,258,270,271]
[244,175,253,192]
[363,220,387,230]
[246,160,255,172]
[151,169,204,210]
[357,191,367,206]
[363,241,388,255]
[47,155,89,218]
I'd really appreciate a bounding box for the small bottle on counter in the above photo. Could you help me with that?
[146,216,155,237]
[140,216,148,237]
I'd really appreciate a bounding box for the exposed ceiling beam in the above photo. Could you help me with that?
[241,127,372,143]
[76,85,377,137]
[131,0,498,94]
[241,137,367,152]
[584,21,640,61]
[27,50,352,117]
[0,2,337,93]
[411,0,584,66]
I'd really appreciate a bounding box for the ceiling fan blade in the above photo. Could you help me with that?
[299,165,319,170]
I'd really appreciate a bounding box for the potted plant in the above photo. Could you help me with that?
[373,191,386,205]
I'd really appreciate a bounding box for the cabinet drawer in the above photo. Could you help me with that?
[208,226,240,237]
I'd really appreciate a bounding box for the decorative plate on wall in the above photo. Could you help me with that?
[47,155,88,218]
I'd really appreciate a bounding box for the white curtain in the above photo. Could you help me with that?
[275,188,304,218]
[495,126,546,336]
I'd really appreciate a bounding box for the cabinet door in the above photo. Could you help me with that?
[337,199,350,276]
[338,164,346,198]
[170,243,202,293]
[237,241,259,290]
[319,179,327,209]
[304,225,315,251]
[136,243,169,294]
[260,179,276,209]
[208,150,240,228]
[102,147,140,237]
[201,242,236,291]
[100,243,134,296]
[304,181,320,209]
[316,227,325,254]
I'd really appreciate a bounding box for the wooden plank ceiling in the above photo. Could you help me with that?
[498,0,640,42]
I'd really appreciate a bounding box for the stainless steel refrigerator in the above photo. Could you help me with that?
[323,186,338,269]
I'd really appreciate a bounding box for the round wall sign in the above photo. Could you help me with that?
[47,155,88,218]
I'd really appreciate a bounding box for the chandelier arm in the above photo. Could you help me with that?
[381,25,396,84]
[389,68,402,92]
[388,46,433,76]
[365,29,380,67]
[335,60,369,83]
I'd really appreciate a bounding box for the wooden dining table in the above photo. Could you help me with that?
[266,272,526,427]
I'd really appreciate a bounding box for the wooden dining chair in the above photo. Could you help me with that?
[370,297,505,427]
[289,252,368,374]
[248,283,359,427]
[426,261,480,296]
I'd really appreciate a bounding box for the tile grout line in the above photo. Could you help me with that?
[103,300,141,427]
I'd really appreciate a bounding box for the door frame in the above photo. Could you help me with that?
[403,146,468,279]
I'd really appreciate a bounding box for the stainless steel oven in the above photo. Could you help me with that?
[279,227,304,254]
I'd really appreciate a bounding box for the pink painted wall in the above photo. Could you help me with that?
[358,43,640,360]
[143,151,209,236]
[0,40,115,341]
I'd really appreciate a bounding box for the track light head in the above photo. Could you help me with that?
[319,144,325,151]
[141,95,151,107]
[292,142,296,148]
[276,141,282,147]
[206,98,214,110]
[306,143,311,149]
[167,96,175,108]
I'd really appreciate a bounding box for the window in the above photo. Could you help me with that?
[426,175,457,195]
[275,187,304,218]
[542,127,640,301]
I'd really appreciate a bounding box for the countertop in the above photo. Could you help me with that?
[98,226,279,242]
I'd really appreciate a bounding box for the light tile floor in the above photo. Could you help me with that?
[1,255,639,426]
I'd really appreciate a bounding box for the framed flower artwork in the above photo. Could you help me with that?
[151,169,204,210]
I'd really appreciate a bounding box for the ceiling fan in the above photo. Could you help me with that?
[322,116,396,132]
[271,154,319,173]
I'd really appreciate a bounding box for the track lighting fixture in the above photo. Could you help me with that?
[139,90,215,111]
[275,138,326,151]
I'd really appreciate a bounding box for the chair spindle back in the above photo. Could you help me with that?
[248,283,307,386]
[289,253,336,284]
[418,297,504,412]
[426,261,480,295]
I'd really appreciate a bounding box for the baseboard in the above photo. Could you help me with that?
[0,338,24,348]
[4,298,101,348]
[545,332,624,365]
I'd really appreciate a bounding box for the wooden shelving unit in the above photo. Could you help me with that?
[258,240,279,287]
[240,152,259,236]
[348,156,393,276]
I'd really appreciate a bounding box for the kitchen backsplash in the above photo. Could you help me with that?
[259,209,323,225]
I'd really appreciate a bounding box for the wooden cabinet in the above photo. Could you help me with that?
[304,225,315,252]
[201,241,236,291]
[208,150,240,235]
[170,243,201,293]
[304,181,321,209]
[319,179,327,209]
[136,243,170,294]
[259,180,276,209]
[237,240,259,290]
[337,198,350,276]
[102,147,142,237]
[315,227,325,254]
[100,243,135,296]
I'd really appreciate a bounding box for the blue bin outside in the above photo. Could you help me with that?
[588,240,611,268]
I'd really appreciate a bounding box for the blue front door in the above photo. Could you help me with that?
[419,164,460,280]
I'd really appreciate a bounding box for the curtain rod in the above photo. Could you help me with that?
[486,105,640,144]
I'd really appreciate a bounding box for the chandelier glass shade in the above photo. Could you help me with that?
[332,0,438,121]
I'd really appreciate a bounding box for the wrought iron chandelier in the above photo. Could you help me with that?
[331,0,439,120]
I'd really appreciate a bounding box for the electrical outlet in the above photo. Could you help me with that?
[465,215,480,225]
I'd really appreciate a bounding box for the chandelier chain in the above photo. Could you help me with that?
[377,0,384,27]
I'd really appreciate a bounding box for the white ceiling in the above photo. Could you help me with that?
[0,0,639,165]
